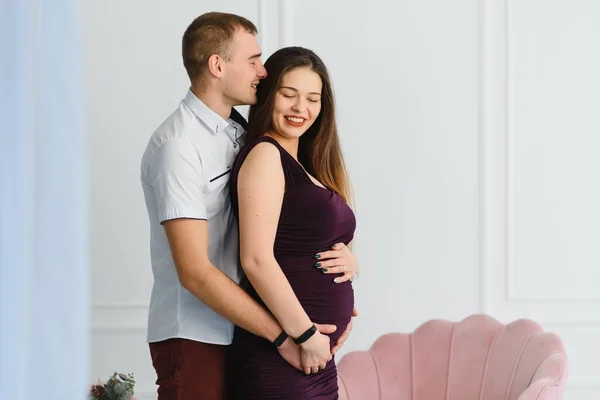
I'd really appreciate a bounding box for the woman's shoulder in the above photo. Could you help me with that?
[242,135,282,159]
[242,134,280,151]
[233,136,282,173]
[242,138,282,168]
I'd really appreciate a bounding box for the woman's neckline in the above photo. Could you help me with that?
[260,135,330,192]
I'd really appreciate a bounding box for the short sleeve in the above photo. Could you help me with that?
[147,140,207,223]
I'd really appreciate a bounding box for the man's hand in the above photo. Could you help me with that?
[277,323,337,371]
[314,243,359,283]
[277,337,302,370]
[332,307,359,354]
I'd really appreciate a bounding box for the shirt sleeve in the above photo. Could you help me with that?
[147,140,207,224]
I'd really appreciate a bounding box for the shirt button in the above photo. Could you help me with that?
[233,143,238,148]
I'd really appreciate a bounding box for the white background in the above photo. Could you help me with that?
[82,1,600,398]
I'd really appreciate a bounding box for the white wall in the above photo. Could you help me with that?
[82,1,600,398]
[480,1,600,398]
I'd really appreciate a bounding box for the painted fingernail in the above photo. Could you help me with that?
[314,262,322,268]
[321,268,328,273]
[313,254,321,259]
[334,278,340,283]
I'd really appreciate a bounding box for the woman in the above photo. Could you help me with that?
[228,47,356,399]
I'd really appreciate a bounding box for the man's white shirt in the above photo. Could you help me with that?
[141,89,244,345]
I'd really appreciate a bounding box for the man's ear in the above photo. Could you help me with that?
[207,54,224,78]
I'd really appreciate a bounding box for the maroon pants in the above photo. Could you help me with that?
[149,338,228,400]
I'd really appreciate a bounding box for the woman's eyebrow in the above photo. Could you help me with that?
[280,86,321,96]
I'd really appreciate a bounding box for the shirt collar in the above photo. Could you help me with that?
[183,89,236,135]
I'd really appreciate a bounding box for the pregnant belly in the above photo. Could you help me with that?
[278,255,354,345]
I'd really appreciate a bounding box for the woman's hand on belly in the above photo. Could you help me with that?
[313,242,359,283]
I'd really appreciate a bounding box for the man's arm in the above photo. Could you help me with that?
[163,218,336,371]
[149,140,282,342]
[163,218,283,341]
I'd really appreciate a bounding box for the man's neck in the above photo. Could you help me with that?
[190,85,232,121]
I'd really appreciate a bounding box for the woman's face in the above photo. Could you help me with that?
[271,67,322,140]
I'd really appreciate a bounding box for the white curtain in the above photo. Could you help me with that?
[0,1,89,399]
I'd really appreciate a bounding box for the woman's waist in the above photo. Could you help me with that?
[273,234,354,257]
[272,253,348,274]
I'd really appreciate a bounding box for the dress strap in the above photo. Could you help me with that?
[256,136,312,189]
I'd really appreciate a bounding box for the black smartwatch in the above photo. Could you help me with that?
[272,331,288,347]
[293,324,317,345]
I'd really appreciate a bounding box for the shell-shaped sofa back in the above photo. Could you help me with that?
[337,314,567,400]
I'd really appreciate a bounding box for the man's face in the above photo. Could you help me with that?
[221,30,267,106]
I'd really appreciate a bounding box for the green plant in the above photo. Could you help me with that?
[89,372,136,400]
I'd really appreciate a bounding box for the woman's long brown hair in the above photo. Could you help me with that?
[245,46,352,204]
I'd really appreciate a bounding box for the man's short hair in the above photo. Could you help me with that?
[182,12,258,83]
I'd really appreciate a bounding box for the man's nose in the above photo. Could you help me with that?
[257,63,267,79]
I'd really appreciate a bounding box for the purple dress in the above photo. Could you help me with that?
[228,136,356,399]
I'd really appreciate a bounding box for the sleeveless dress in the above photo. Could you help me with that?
[227,136,356,399]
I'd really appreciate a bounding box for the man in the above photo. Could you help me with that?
[140,12,359,400]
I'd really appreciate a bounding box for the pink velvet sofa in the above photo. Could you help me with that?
[337,314,567,399]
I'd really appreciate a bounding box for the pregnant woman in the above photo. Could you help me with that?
[228,46,357,399]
